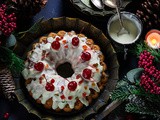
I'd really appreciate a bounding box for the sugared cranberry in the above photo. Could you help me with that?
[45,82,54,91]
[51,41,60,50]
[34,62,44,72]
[68,81,77,91]
[72,37,79,46]
[81,52,91,61]
[82,68,92,79]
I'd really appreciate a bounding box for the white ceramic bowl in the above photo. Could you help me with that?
[107,11,143,45]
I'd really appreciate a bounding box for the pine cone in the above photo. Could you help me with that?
[136,0,160,31]
[7,0,47,20]
[0,67,15,101]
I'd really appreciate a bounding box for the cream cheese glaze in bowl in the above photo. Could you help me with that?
[107,11,143,45]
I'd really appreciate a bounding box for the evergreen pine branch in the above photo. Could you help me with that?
[133,42,145,56]
[142,91,160,103]
[130,81,160,103]
[0,47,24,74]
[111,88,130,101]
[129,86,142,95]
[129,83,160,104]
[126,103,160,118]
[111,68,160,118]
[111,77,141,101]
[111,78,133,101]
[133,42,160,62]
[111,76,160,103]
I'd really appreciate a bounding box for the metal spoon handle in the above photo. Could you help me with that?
[115,4,124,28]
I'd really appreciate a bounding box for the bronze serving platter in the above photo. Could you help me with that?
[13,17,119,119]
[69,0,132,17]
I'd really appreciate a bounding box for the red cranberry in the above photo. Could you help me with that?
[82,92,87,97]
[72,37,79,46]
[68,81,77,91]
[34,62,44,72]
[51,79,55,83]
[45,82,54,91]
[60,95,65,99]
[0,5,17,37]
[76,74,81,79]
[81,52,91,61]
[56,36,63,41]
[51,41,60,50]
[61,86,65,91]
[68,96,73,100]
[3,112,9,119]
[82,68,92,79]
[79,80,84,85]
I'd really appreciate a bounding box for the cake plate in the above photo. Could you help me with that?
[13,17,119,120]
[69,0,132,17]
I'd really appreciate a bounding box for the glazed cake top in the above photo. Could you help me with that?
[22,31,104,110]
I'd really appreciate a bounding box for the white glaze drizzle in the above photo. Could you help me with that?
[22,31,104,110]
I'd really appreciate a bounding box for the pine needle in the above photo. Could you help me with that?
[133,42,160,62]
[0,47,24,74]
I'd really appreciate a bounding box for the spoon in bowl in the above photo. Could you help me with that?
[91,0,104,10]
[102,0,129,36]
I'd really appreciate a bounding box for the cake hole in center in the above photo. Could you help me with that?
[56,62,74,78]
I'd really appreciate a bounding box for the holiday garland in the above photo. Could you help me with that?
[111,43,160,118]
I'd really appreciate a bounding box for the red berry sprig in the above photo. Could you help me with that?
[0,4,16,36]
[3,112,9,119]
[140,74,160,94]
[138,50,160,94]
[138,50,160,80]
